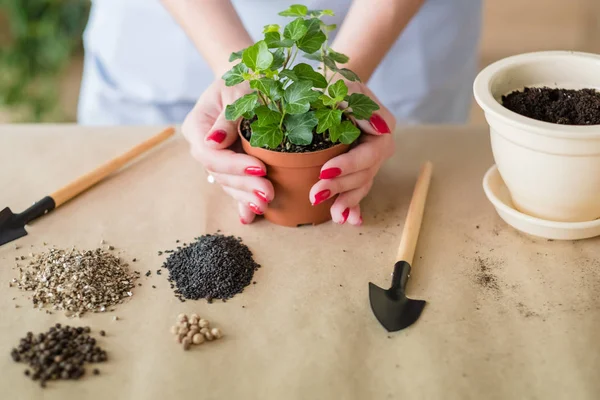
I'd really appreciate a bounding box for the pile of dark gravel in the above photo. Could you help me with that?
[161,234,260,302]
[11,324,107,388]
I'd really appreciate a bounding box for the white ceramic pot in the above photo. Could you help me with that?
[473,51,600,223]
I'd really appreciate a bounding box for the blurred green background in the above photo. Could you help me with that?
[0,0,90,122]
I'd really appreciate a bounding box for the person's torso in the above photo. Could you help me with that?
[83,0,481,104]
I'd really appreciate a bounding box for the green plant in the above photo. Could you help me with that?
[222,4,379,150]
[0,0,90,122]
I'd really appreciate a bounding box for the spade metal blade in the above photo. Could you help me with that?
[368,261,426,332]
[0,207,28,246]
[0,197,55,248]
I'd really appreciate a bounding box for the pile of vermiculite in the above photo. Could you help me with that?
[162,234,260,302]
[12,247,138,317]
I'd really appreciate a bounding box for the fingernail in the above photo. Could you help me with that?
[341,208,350,224]
[248,202,263,215]
[320,168,342,180]
[369,113,391,134]
[240,217,248,225]
[206,130,227,143]
[312,189,331,206]
[253,190,269,203]
[358,216,363,226]
[245,166,267,176]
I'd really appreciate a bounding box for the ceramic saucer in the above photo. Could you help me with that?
[483,165,600,240]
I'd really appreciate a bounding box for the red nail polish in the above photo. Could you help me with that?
[245,167,266,176]
[341,208,350,223]
[369,113,391,134]
[206,130,227,143]
[313,189,331,206]
[253,190,269,203]
[248,202,263,215]
[320,168,342,180]
[240,217,248,225]
[358,216,363,225]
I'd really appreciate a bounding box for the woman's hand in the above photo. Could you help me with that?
[182,79,274,224]
[309,81,396,225]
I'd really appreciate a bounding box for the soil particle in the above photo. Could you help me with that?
[502,87,600,125]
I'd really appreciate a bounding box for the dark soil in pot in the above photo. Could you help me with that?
[501,87,600,125]
[240,116,348,153]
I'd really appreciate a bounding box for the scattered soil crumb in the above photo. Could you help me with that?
[475,256,501,292]
[516,302,540,318]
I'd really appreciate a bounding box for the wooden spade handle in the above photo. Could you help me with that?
[395,161,433,265]
[51,127,175,207]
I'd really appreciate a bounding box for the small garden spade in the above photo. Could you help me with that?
[369,161,433,332]
[0,128,174,247]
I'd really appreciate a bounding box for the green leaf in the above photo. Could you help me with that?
[319,94,338,107]
[297,19,326,54]
[278,4,308,17]
[347,93,380,119]
[225,93,259,121]
[329,121,361,144]
[284,18,309,41]
[271,48,286,69]
[323,24,337,32]
[250,78,273,96]
[311,97,326,110]
[328,50,349,64]
[251,78,283,101]
[315,108,343,133]
[255,105,283,126]
[264,70,278,79]
[222,63,249,87]
[243,110,256,120]
[229,50,244,62]
[304,53,323,62]
[323,55,338,71]
[328,80,348,101]
[307,9,335,17]
[284,81,320,115]
[243,41,273,71]
[250,121,284,149]
[292,63,327,88]
[279,69,299,82]
[285,112,317,145]
[265,32,294,48]
[338,68,361,82]
[263,24,280,33]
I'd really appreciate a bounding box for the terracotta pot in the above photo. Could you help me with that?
[238,121,349,227]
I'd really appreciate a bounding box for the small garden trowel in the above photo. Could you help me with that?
[0,127,175,248]
[369,161,433,332]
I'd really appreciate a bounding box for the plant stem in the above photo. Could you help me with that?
[279,110,287,129]
[282,47,293,70]
[257,92,269,106]
[289,47,299,68]
[327,71,338,86]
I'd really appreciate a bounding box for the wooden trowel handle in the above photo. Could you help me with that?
[395,161,433,265]
[51,127,175,207]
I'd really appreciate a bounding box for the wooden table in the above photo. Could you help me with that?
[1,125,598,400]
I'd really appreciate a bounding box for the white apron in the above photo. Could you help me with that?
[78,0,483,125]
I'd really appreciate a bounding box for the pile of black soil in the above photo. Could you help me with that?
[241,116,351,153]
[161,234,260,303]
[502,87,600,125]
